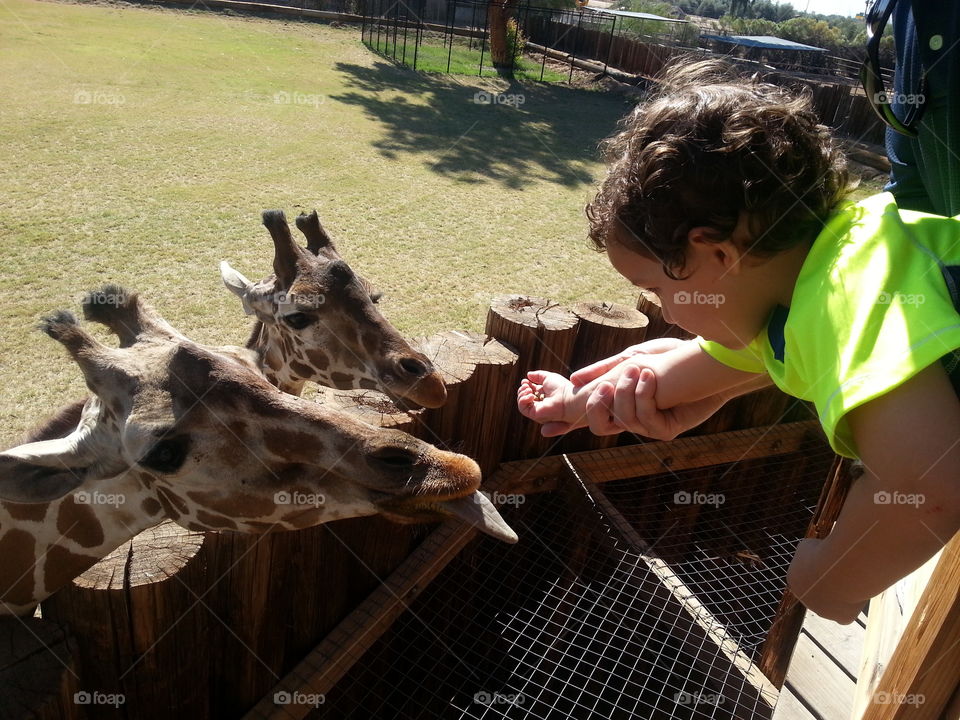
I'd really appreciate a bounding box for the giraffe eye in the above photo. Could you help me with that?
[281,312,312,329]
[139,435,190,474]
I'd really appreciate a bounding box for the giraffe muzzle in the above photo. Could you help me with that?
[380,354,448,409]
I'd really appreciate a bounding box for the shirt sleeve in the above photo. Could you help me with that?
[698,337,766,374]
[799,203,960,458]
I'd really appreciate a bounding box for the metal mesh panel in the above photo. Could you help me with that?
[311,438,835,719]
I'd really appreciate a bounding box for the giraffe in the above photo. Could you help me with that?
[221,209,447,405]
[0,286,517,617]
[26,209,446,443]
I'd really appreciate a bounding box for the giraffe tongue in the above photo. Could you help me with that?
[439,492,519,544]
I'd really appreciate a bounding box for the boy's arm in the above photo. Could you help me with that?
[542,339,770,438]
[787,361,960,624]
[578,366,771,440]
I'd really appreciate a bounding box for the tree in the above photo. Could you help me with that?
[728,0,754,18]
[778,16,843,51]
[487,0,574,73]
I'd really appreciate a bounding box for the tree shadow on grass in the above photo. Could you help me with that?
[331,60,633,190]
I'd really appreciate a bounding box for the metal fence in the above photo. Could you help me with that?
[360,0,696,82]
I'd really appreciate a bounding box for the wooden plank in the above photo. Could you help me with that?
[943,682,960,720]
[242,520,477,720]
[491,420,824,497]
[851,552,941,720]
[800,612,863,681]
[773,685,818,720]
[860,533,960,720]
[786,631,856,720]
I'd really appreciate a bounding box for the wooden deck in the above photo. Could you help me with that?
[772,610,867,720]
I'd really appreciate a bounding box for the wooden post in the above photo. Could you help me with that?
[411,330,518,476]
[313,386,418,434]
[858,532,960,720]
[568,301,649,371]
[40,520,209,717]
[200,505,428,718]
[635,289,693,341]
[0,616,80,720]
[485,295,579,461]
[562,301,649,453]
[758,455,855,687]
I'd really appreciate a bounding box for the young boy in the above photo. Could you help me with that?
[517,59,960,624]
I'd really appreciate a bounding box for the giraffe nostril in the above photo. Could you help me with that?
[398,357,429,378]
[369,446,420,470]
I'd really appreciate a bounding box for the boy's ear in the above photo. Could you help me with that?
[687,227,743,275]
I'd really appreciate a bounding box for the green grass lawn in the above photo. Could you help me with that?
[366,35,569,83]
[0,0,639,444]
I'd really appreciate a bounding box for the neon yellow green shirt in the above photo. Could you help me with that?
[701,192,960,458]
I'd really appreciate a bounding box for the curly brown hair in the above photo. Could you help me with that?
[586,58,851,278]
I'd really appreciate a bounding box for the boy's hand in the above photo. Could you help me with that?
[582,366,734,440]
[517,371,576,434]
[570,337,688,388]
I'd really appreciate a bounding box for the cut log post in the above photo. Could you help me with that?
[313,386,418,434]
[200,511,426,718]
[410,330,518,476]
[40,520,209,718]
[636,289,693,341]
[568,301,649,371]
[0,616,80,720]
[485,295,579,461]
[562,301,649,453]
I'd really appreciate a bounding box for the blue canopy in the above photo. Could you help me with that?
[701,34,827,52]
[584,7,689,24]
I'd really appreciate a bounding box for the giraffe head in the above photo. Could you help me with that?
[0,287,516,542]
[220,210,447,406]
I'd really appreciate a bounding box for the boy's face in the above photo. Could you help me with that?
[605,233,769,349]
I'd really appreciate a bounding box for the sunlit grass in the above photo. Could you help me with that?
[0,0,637,444]
[365,36,569,83]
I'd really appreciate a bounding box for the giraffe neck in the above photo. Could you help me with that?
[245,320,333,397]
[0,471,162,616]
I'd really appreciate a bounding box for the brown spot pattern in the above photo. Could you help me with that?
[194,509,239,531]
[141,497,163,517]
[43,544,99,598]
[0,529,36,605]
[262,429,322,459]
[156,487,188,519]
[5,502,48,523]
[330,372,354,387]
[188,490,269,519]
[56,496,105,548]
[289,360,314,379]
[305,349,330,371]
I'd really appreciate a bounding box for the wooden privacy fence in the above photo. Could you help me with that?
[4,292,918,718]
[523,12,885,146]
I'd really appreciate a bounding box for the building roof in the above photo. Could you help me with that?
[701,33,827,52]
[583,6,688,23]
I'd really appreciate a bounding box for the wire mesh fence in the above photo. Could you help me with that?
[311,431,836,719]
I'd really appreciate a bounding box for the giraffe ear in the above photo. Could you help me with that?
[220,261,256,316]
[0,438,91,503]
